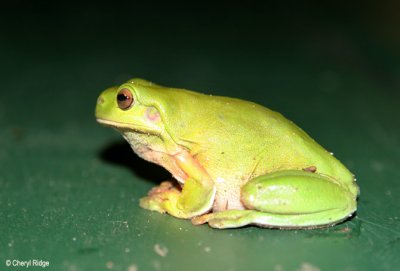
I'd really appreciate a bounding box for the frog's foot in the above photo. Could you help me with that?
[140,178,216,219]
[191,210,306,229]
[192,210,258,228]
[140,181,180,214]
[192,209,354,229]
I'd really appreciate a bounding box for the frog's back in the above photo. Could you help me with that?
[221,97,358,197]
[132,81,357,196]
[216,96,357,195]
[184,91,357,196]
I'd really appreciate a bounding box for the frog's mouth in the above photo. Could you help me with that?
[96,118,131,128]
[96,118,158,134]
[96,118,145,130]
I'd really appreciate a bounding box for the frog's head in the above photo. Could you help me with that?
[95,79,164,135]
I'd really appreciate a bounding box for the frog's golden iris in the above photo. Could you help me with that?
[117,88,134,110]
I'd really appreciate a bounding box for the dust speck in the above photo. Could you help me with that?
[154,243,168,257]
[127,264,138,271]
[204,246,211,253]
[296,262,320,271]
[106,261,114,269]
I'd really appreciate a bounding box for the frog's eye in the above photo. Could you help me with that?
[117,88,134,110]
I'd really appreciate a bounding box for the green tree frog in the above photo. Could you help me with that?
[95,78,359,229]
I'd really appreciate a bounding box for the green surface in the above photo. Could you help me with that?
[1,2,400,271]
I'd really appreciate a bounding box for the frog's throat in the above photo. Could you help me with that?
[96,118,159,134]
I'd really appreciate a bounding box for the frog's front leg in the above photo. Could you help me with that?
[192,170,357,229]
[140,151,216,219]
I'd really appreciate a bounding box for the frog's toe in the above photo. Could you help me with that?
[191,213,212,225]
[139,196,167,213]
[140,183,181,214]
[192,210,257,229]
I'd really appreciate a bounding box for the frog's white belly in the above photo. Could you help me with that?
[211,176,246,212]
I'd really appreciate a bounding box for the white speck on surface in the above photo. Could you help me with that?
[154,243,168,257]
[72,237,76,241]
[106,261,114,269]
[204,246,211,253]
[127,264,138,271]
[273,264,284,271]
[125,247,130,253]
[296,262,320,271]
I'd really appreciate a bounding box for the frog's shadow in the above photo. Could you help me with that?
[99,140,171,185]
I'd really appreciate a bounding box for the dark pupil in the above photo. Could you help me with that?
[117,93,129,102]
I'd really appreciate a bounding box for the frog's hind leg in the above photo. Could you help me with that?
[192,208,353,229]
[192,170,357,229]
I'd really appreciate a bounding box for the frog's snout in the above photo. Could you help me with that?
[95,86,119,120]
[95,94,105,119]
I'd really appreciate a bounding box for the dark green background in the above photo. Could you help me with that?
[1,1,399,270]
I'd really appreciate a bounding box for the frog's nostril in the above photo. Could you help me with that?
[97,96,105,105]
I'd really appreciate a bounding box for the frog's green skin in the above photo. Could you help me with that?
[95,78,359,229]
